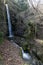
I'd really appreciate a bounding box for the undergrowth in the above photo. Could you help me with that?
[0,32,3,44]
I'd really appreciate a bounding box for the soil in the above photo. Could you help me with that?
[0,39,43,65]
[0,40,25,65]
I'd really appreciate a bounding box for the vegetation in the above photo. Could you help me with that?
[0,53,3,60]
[18,0,28,11]
[0,0,43,64]
[20,21,36,52]
[24,21,36,39]
[0,32,3,44]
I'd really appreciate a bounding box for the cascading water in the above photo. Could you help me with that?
[5,4,31,60]
[5,4,13,38]
[5,3,43,65]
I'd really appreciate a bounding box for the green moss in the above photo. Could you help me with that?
[0,53,3,60]
[19,48,22,57]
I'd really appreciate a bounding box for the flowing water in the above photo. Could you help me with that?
[5,4,13,38]
[5,3,43,65]
[5,4,32,62]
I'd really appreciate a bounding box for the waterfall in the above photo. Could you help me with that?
[5,4,13,38]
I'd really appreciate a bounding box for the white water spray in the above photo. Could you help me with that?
[5,4,13,38]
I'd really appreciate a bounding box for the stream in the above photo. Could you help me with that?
[5,3,43,65]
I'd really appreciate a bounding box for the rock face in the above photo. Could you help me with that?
[0,0,7,36]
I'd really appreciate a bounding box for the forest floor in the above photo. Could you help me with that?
[0,40,31,65]
[0,39,43,65]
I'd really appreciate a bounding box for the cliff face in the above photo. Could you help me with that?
[0,0,7,36]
